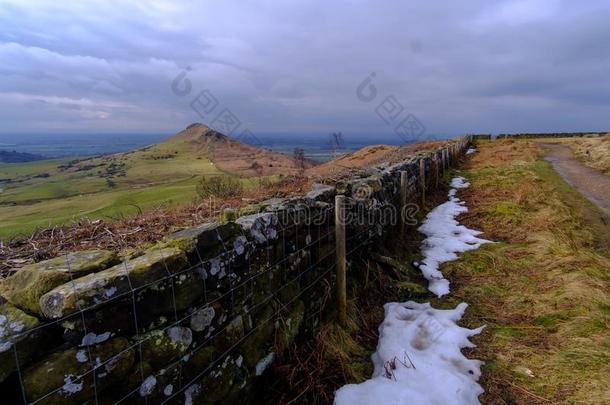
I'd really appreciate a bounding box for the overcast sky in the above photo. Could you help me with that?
[1,0,609,138]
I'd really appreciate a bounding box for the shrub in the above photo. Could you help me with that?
[196,176,243,199]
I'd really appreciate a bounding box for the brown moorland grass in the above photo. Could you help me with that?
[0,176,312,276]
[306,140,448,179]
[438,139,610,404]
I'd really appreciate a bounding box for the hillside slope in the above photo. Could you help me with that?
[166,123,317,176]
[307,140,447,178]
[0,124,312,238]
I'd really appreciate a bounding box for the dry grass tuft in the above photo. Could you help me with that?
[467,139,539,170]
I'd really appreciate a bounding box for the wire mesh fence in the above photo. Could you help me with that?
[0,136,472,404]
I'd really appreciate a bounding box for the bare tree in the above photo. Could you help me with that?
[293,148,306,176]
[329,132,344,159]
[251,161,264,176]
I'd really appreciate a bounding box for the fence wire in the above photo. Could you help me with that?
[3,138,470,404]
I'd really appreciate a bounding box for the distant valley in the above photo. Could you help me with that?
[0,150,46,163]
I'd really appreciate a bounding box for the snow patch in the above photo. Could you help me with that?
[416,176,491,296]
[334,301,484,405]
[164,384,174,396]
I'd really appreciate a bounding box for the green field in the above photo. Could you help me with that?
[0,142,256,239]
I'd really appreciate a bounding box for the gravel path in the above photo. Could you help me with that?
[542,142,610,215]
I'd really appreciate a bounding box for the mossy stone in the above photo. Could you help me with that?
[0,250,118,316]
[22,337,134,404]
[163,222,240,255]
[276,300,305,351]
[137,271,204,319]
[241,305,276,368]
[135,362,182,401]
[187,354,244,405]
[39,247,186,319]
[138,326,193,370]
[0,302,42,382]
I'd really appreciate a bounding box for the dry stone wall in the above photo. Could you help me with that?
[0,136,472,404]
[496,132,607,139]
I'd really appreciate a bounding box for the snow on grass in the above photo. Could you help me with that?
[334,301,484,405]
[416,177,491,297]
[335,175,490,404]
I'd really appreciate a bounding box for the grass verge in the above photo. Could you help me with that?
[438,140,610,403]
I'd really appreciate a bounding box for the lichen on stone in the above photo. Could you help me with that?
[0,249,118,316]
[190,306,215,332]
[0,302,41,383]
[39,247,187,319]
[139,375,157,397]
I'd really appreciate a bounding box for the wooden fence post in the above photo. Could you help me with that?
[434,154,439,189]
[400,171,408,234]
[419,159,426,206]
[451,144,455,167]
[335,195,347,327]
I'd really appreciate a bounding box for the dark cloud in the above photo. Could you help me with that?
[0,0,609,137]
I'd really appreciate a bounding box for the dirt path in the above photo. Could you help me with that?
[541,142,610,215]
